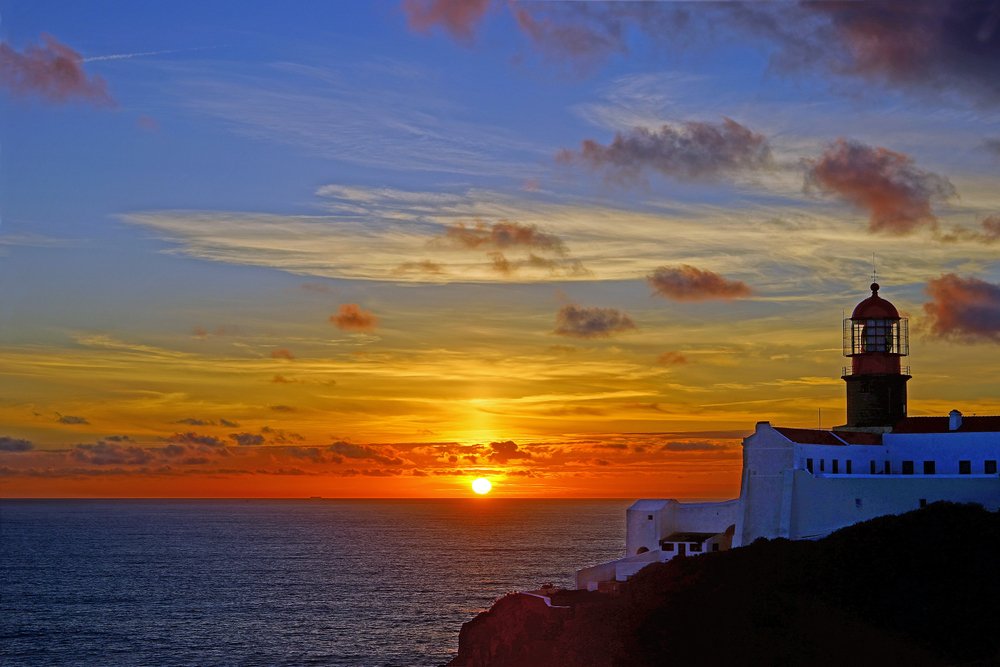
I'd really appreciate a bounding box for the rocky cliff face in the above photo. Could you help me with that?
[448,503,1000,667]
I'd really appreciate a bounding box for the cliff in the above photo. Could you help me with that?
[448,503,1000,666]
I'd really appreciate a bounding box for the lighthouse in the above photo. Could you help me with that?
[578,280,1000,592]
[840,283,910,429]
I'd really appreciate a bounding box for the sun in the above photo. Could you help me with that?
[471,477,492,495]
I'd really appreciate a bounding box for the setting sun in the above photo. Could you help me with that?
[471,478,492,495]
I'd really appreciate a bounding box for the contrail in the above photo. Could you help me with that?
[82,46,213,62]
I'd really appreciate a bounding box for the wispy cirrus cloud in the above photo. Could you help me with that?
[648,265,752,301]
[804,139,956,234]
[936,216,1000,244]
[174,60,543,176]
[0,34,114,106]
[923,274,1000,342]
[122,183,999,292]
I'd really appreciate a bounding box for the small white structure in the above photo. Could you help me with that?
[578,284,1000,591]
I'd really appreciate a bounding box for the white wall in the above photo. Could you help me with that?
[884,432,1000,474]
[737,423,795,546]
[625,500,673,555]
[625,499,740,554]
[788,470,1000,539]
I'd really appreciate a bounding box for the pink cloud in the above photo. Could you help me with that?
[403,0,492,42]
[804,139,955,234]
[558,118,771,184]
[648,265,751,301]
[330,304,378,332]
[136,115,159,131]
[554,304,636,338]
[0,34,114,106]
[271,348,295,360]
[442,219,566,254]
[923,274,1000,341]
[656,351,688,366]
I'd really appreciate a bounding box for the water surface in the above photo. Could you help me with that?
[1,499,628,666]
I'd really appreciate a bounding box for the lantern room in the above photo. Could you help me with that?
[840,283,911,429]
[843,282,909,375]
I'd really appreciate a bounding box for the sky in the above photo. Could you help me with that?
[1,0,998,498]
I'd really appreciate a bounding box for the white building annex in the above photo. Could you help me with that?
[577,283,1000,591]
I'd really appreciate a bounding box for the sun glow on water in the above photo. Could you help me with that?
[471,478,492,495]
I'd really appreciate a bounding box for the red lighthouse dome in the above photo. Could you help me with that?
[841,282,910,429]
[851,283,899,319]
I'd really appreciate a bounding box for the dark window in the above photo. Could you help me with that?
[855,498,863,508]
[832,460,839,474]
[902,460,914,475]
[987,460,998,475]
[923,461,935,475]
[846,460,853,475]
[647,514,653,520]
[870,460,876,474]
[806,458,814,473]
[712,543,720,552]
[884,460,891,474]
[919,499,927,509]
[661,543,675,552]
[689,543,703,553]
[959,460,971,475]
[820,459,825,472]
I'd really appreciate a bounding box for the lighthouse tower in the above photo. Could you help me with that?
[840,283,910,429]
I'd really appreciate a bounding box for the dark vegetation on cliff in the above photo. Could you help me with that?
[449,503,1000,666]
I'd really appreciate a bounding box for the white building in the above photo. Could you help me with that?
[578,283,1000,591]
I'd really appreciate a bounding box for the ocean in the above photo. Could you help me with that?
[0,499,629,666]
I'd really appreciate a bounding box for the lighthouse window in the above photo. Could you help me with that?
[923,461,935,475]
[959,460,971,475]
[806,458,814,473]
[832,460,839,474]
[986,460,998,475]
[902,460,914,475]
